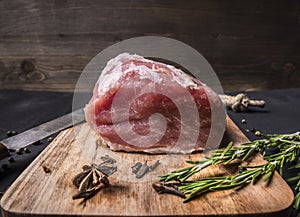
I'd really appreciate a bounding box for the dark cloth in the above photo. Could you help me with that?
[0,88,299,216]
[226,88,300,140]
[0,90,74,195]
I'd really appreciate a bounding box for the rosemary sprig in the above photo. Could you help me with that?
[180,163,273,203]
[159,159,213,182]
[157,132,300,208]
[288,160,300,209]
[159,140,262,182]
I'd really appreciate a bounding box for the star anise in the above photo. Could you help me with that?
[72,164,110,200]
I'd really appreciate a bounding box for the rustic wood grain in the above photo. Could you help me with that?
[0,117,294,217]
[0,0,299,92]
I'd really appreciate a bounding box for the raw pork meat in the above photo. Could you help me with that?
[84,53,225,154]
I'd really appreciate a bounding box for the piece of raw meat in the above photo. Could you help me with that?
[84,53,225,154]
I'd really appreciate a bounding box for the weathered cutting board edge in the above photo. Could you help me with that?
[0,117,294,217]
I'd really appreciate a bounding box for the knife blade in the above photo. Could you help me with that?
[0,109,85,160]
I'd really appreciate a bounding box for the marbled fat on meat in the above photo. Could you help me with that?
[84,53,225,153]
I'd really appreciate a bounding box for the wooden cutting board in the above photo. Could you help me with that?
[1,117,294,217]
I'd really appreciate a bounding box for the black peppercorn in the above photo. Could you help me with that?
[16,149,23,155]
[8,157,15,163]
[6,130,17,137]
[24,148,30,153]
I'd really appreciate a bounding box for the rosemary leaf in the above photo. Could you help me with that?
[221,141,234,159]
[262,170,274,182]
[287,175,300,183]
[242,146,256,161]
[155,132,300,209]
[294,192,300,210]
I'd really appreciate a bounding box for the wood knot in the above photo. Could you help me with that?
[21,59,35,73]
[3,59,46,83]
[18,59,46,82]
[282,62,296,73]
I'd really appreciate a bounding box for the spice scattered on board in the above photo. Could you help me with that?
[72,155,117,200]
[72,164,110,200]
[152,182,186,198]
[42,165,51,173]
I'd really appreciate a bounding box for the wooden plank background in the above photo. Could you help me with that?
[0,0,299,92]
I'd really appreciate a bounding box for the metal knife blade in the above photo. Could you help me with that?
[0,109,85,160]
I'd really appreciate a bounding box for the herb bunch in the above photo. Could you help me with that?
[158,132,300,208]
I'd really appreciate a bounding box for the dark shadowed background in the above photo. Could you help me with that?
[0,0,299,92]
